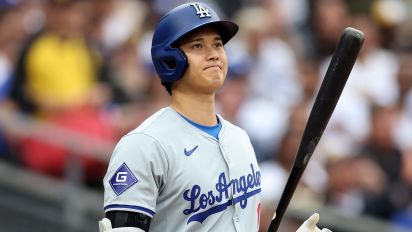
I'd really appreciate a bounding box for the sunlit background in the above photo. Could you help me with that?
[0,0,411,231]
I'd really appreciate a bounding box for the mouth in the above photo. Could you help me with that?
[204,64,222,70]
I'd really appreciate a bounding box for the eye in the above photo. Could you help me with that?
[191,43,202,49]
[215,42,223,48]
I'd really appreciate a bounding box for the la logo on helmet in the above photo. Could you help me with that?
[190,3,211,18]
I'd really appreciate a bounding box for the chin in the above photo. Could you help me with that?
[208,71,225,80]
[199,78,224,93]
[198,70,225,88]
[209,75,225,86]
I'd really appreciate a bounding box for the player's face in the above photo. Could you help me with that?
[175,27,228,94]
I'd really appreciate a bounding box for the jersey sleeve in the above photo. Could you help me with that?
[103,132,168,218]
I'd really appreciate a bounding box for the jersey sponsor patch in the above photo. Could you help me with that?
[109,163,138,196]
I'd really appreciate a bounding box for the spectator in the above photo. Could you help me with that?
[308,0,351,60]
[326,104,412,227]
[359,105,408,220]
[229,5,301,161]
[393,48,412,152]
[0,0,27,159]
[316,13,400,160]
[259,102,328,231]
[7,0,117,187]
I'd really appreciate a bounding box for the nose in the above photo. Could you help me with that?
[206,46,219,61]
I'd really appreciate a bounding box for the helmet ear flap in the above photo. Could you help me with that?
[152,46,188,83]
[161,59,177,70]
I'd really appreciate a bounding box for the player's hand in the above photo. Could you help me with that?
[296,213,332,232]
[98,218,145,232]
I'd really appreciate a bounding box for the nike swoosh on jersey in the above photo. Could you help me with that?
[184,145,199,156]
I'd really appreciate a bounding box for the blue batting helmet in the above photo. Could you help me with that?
[151,2,239,83]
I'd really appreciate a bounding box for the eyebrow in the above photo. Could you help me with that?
[188,36,222,43]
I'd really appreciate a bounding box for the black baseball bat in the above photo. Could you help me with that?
[267,27,365,232]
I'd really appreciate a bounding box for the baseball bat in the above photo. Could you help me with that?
[267,27,365,232]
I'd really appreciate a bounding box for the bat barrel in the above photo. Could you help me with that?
[295,27,364,168]
[266,27,364,232]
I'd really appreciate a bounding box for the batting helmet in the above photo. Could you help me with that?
[151,2,239,84]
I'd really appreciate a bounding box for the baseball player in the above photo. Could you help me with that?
[99,2,331,232]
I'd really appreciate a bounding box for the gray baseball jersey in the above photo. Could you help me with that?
[103,107,261,232]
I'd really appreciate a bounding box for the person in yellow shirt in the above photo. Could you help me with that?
[8,0,115,187]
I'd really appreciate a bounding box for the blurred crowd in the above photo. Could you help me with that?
[0,0,411,231]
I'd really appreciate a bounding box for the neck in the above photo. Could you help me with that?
[171,91,217,126]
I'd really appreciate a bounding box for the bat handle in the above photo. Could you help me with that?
[267,166,304,232]
[267,212,282,232]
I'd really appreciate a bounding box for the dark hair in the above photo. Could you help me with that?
[161,82,172,95]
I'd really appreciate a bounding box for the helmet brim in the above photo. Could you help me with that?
[172,20,239,47]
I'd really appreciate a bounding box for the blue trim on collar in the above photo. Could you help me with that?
[178,113,222,139]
